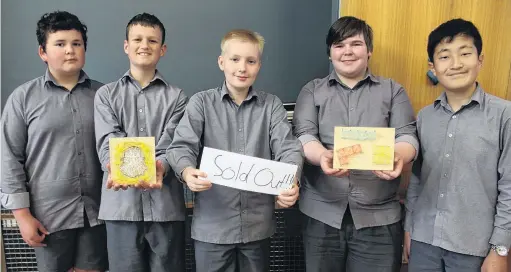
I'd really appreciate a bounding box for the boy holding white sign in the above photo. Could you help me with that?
[167,29,303,272]
[293,16,418,272]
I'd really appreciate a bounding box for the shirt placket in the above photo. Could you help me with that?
[236,101,248,242]
[137,87,153,221]
[69,88,87,222]
[433,109,459,245]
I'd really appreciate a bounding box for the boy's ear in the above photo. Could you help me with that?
[428,61,436,77]
[478,53,484,68]
[160,44,167,57]
[123,40,129,55]
[218,55,225,71]
[38,45,48,62]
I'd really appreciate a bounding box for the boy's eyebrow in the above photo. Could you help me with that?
[458,44,474,50]
[435,47,450,54]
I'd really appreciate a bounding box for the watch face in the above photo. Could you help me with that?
[496,246,509,256]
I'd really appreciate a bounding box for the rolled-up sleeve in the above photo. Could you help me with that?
[292,82,320,146]
[390,83,419,159]
[94,85,127,170]
[1,92,30,210]
[156,90,188,177]
[270,96,304,179]
[167,94,204,178]
[490,108,511,248]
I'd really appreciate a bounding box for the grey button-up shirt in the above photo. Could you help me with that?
[94,70,187,222]
[167,83,304,244]
[406,85,511,257]
[293,71,418,230]
[1,70,104,233]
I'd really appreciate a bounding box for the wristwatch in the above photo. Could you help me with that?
[490,244,509,256]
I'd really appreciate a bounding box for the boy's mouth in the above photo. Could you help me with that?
[137,52,151,56]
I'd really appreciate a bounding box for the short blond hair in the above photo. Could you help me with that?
[220,29,265,55]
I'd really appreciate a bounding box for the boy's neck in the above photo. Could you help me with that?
[130,66,156,88]
[49,69,80,91]
[226,84,249,105]
[444,82,477,112]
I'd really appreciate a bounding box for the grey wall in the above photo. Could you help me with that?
[1,0,334,108]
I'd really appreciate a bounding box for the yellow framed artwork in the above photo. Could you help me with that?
[109,137,156,185]
[333,127,395,170]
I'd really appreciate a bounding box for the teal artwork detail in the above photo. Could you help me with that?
[340,129,377,141]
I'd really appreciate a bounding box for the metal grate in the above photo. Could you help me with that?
[2,216,38,272]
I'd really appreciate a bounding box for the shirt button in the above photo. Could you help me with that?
[448,133,453,138]
[78,152,82,155]
[140,128,144,132]
[443,173,447,177]
[242,210,247,214]
[349,108,354,111]
[72,109,77,113]
[140,91,144,94]
[445,154,450,158]
[75,130,80,134]
[440,193,444,197]
[238,128,242,132]
[138,108,143,113]
[452,115,457,119]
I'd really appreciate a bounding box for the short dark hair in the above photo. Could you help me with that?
[427,18,482,62]
[326,16,373,56]
[36,11,88,51]
[126,13,166,44]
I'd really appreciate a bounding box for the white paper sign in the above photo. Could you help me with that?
[199,147,298,195]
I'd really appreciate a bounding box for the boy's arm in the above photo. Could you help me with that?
[0,93,30,210]
[270,96,304,179]
[156,90,188,177]
[489,109,511,250]
[390,83,418,164]
[292,82,324,166]
[167,94,205,179]
[94,86,127,171]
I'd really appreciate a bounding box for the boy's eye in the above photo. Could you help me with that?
[150,40,158,43]
[73,42,82,47]
[461,52,472,56]
[133,38,141,42]
[248,60,257,64]
[231,58,239,62]
[438,55,449,60]
[56,43,64,47]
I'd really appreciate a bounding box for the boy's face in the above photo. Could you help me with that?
[330,33,371,80]
[218,39,261,93]
[430,35,483,92]
[124,24,166,69]
[38,30,85,77]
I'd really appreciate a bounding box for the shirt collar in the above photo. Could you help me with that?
[327,69,379,87]
[44,69,89,87]
[121,69,169,87]
[434,83,484,110]
[220,81,260,103]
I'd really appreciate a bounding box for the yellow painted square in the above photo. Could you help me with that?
[109,137,156,185]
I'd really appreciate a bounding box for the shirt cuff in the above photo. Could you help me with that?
[0,191,30,210]
[489,227,511,249]
[156,155,171,178]
[404,211,412,232]
[395,135,419,161]
[298,134,320,146]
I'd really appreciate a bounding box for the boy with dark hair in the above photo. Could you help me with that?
[94,13,187,272]
[293,16,418,272]
[167,29,303,272]
[1,11,108,272]
[406,18,511,272]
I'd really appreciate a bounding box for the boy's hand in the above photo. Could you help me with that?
[276,184,299,208]
[320,150,349,177]
[373,152,404,180]
[134,160,165,190]
[482,249,508,272]
[183,167,212,192]
[13,209,49,247]
[105,163,129,191]
[403,231,411,262]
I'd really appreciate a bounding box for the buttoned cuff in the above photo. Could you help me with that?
[404,211,413,232]
[298,134,320,146]
[0,191,30,210]
[489,227,511,249]
[175,158,196,183]
[156,155,171,178]
[396,135,419,161]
